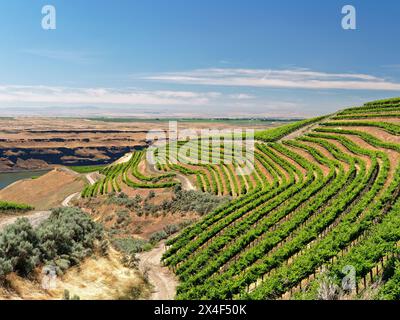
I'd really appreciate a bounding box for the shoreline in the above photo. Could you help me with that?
[0,169,54,191]
[0,167,54,174]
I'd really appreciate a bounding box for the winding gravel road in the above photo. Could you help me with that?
[61,192,80,207]
[85,172,97,185]
[138,241,178,300]
[146,157,196,191]
[0,191,78,232]
[0,211,51,231]
[279,113,337,142]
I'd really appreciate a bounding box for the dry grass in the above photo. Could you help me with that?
[0,168,85,210]
[0,249,150,300]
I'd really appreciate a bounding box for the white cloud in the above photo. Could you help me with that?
[0,85,220,106]
[143,68,400,91]
[229,93,254,100]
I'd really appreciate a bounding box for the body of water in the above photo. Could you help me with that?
[0,170,50,190]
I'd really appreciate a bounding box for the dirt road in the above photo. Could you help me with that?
[0,211,51,231]
[138,241,178,300]
[0,188,81,232]
[113,153,133,165]
[86,172,97,185]
[279,113,337,142]
[146,157,196,191]
[61,192,80,207]
[174,173,196,191]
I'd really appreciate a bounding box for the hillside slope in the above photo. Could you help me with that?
[159,98,400,300]
[77,98,400,300]
[0,168,85,210]
[0,249,150,300]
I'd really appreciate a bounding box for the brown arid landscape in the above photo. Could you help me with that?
[0,117,274,171]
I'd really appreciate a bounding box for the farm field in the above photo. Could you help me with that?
[83,98,400,300]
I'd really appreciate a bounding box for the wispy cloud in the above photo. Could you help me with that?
[381,64,400,71]
[0,84,309,117]
[142,68,400,91]
[22,49,98,64]
[228,93,254,100]
[0,85,221,106]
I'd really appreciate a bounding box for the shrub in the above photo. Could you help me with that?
[0,218,40,276]
[0,207,103,279]
[37,207,103,264]
[107,188,228,218]
[106,193,142,210]
[167,189,230,215]
[133,225,143,234]
[63,290,70,300]
[149,230,168,243]
[147,191,156,199]
[112,238,148,255]
[116,210,132,225]
[164,224,179,236]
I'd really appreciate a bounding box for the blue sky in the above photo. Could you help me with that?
[1,0,400,117]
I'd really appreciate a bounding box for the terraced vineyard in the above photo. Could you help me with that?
[81,98,400,300]
[82,140,268,198]
[158,98,400,300]
[81,150,180,197]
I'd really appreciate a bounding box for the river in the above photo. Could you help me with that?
[0,170,50,190]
